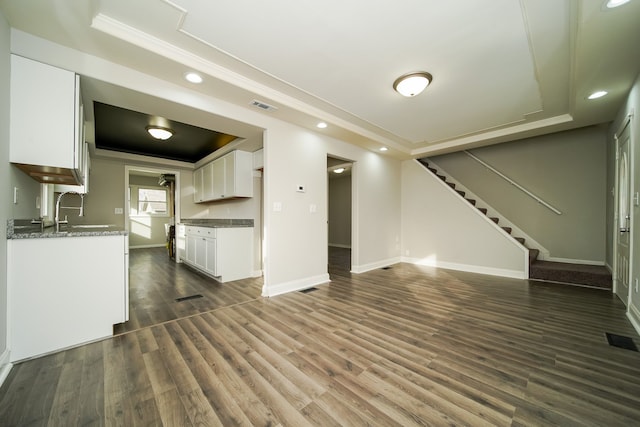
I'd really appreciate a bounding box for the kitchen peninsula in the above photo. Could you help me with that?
[7,220,129,362]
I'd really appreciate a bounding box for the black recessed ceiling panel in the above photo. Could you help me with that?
[93,102,239,163]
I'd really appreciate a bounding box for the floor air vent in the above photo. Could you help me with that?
[175,294,204,302]
[381,266,392,270]
[300,287,318,294]
[605,332,638,351]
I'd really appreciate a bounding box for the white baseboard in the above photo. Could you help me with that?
[545,257,605,266]
[351,257,401,274]
[0,348,13,389]
[129,244,166,249]
[628,304,640,337]
[402,256,526,280]
[262,273,331,297]
[251,270,263,278]
[328,243,351,249]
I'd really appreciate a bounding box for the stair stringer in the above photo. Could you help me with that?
[402,160,528,279]
[426,158,551,261]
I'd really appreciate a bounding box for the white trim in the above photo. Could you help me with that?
[262,273,330,297]
[402,257,527,280]
[351,257,402,274]
[0,349,12,389]
[129,244,166,249]
[251,270,263,278]
[545,257,606,266]
[627,303,640,337]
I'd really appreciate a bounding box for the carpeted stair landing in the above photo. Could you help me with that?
[417,158,612,290]
[529,260,612,289]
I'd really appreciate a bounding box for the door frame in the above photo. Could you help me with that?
[327,154,356,271]
[612,114,634,307]
[124,165,182,261]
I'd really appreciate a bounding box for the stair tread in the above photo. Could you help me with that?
[466,199,476,205]
[529,260,612,289]
[502,227,512,233]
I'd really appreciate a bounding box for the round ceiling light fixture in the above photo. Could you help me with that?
[606,0,630,8]
[184,72,203,84]
[146,126,174,140]
[393,71,433,97]
[587,90,608,100]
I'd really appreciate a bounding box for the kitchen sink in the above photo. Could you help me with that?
[70,224,114,229]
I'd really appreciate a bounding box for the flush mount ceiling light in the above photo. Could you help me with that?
[146,126,174,140]
[605,0,631,8]
[588,90,608,100]
[379,147,388,152]
[333,167,345,174]
[393,72,433,97]
[317,122,328,129]
[184,72,203,84]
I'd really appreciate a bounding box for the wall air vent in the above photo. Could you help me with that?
[250,99,278,112]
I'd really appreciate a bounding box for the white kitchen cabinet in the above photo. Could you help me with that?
[10,55,85,186]
[180,225,252,282]
[193,151,253,203]
[8,234,128,362]
[193,167,204,203]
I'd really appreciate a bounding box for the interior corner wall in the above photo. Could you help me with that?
[75,157,126,228]
[430,126,608,264]
[401,160,526,278]
[611,72,640,329]
[328,174,352,248]
[0,10,11,378]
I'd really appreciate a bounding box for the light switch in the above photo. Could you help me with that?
[273,202,282,212]
[114,207,123,214]
[309,204,316,213]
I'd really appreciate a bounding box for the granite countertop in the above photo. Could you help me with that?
[7,219,128,239]
[180,218,254,228]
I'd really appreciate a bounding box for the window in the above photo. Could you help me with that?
[130,186,169,216]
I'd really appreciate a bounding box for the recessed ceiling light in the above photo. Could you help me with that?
[146,126,174,140]
[379,147,388,152]
[588,90,608,100]
[393,72,433,97]
[605,0,630,8]
[333,168,345,174]
[184,72,203,84]
[317,122,327,129]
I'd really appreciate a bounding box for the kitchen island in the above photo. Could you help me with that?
[7,220,129,362]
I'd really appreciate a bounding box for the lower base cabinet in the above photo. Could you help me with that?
[8,235,128,362]
[181,226,252,282]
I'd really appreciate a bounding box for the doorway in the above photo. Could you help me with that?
[327,156,353,272]
[614,120,633,306]
[125,166,181,257]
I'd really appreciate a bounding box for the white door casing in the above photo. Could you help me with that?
[615,120,632,306]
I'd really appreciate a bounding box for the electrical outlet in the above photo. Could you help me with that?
[114,207,123,215]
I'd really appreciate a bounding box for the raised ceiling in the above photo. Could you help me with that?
[1,0,639,159]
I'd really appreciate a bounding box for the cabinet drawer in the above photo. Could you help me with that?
[185,226,216,237]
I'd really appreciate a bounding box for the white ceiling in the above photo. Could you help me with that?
[1,0,639,159]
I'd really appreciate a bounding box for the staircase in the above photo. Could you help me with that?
[418,159,612,290]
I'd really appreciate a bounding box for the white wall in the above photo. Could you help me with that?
[431,126,608,264]
[0,9,11,381]
[10,167,40,219]
[610,72,640,332]
[401,160,527,278]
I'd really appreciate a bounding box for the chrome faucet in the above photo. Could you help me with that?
[55,191,85,232]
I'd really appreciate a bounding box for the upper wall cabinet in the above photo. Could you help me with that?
[194,150,253,203]
[10,55,85,186]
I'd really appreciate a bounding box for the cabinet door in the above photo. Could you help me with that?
[10,55,78,169]
[193,168,204,203]
[205,238,217,276]
[227,151,253,198]
[186,234,197,264]
[195,237,207,269]
[212,157,226,199]
[202,162,214,201]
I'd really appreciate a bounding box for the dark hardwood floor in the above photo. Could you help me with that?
[114,248,262,335]
[1,248,640,426]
